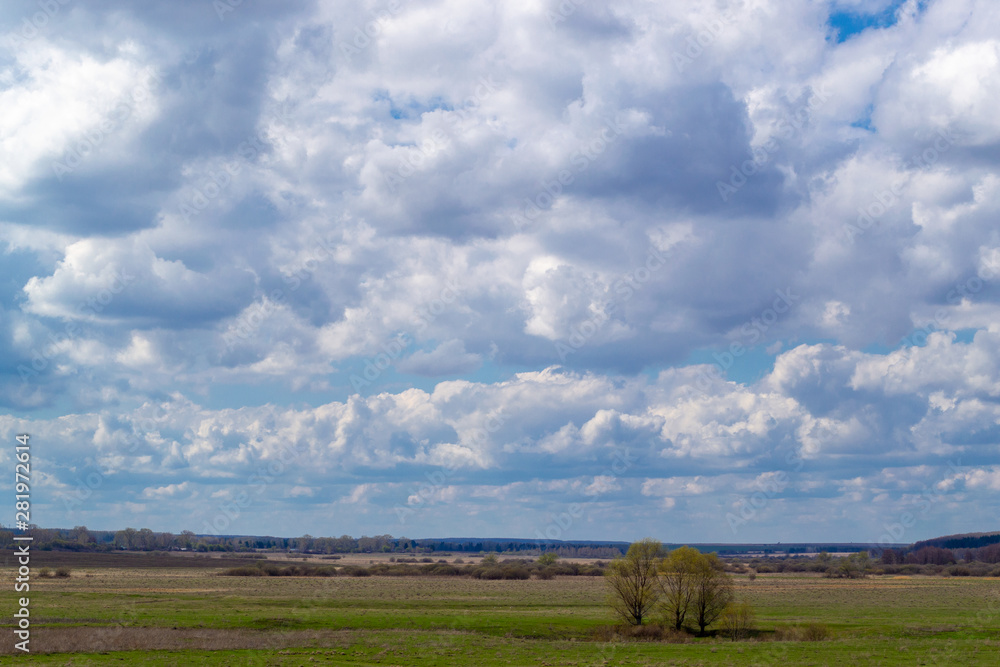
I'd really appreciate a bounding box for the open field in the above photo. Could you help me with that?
[2,557,1000,665]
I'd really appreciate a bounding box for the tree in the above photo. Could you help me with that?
[71,526,93,546]
[114,527,137,550]
[605,538,662,625]
[838,551,871,579]
[658,546,701,630]
[538,552,559,566]
[720,600,756,640]
[690,553,734,634]
[180,530,196,549]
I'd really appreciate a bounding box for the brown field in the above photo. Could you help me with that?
[2,555,999,665]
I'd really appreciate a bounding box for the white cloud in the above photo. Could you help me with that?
[1,0,999,541]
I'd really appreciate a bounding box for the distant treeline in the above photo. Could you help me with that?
[3,526,999,563]
[911,531,1000,551]
[221,557,607,580]
[0,526,627,558]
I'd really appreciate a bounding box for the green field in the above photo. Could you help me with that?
[2,556,999,665]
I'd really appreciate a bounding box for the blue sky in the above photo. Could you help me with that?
[2,0,1000,545]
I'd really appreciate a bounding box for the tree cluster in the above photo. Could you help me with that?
[605,539,740,634]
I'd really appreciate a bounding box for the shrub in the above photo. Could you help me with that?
[775,623,831,641]
[538,552,559,566]
[802,623,831,641]
[721,601,756,640]
[590,624,691,643]
[501,565,530,580]
[221,566,267,576]
[54,567,72,578]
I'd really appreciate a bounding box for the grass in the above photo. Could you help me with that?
[1,561,999,664]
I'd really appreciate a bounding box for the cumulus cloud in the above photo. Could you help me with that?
[0,0,998,541]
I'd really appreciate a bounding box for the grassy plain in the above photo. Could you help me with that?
[1,554,999,665]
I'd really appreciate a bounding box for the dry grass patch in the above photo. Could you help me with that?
[0,627,359,655]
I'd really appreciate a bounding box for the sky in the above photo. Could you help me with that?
[1,0,998,545]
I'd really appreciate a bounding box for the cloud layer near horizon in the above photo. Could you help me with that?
[1,0,999,542]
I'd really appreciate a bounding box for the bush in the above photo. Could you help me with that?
[535,567,555,580]
[721,601,756,640]
[590,624,691,643]
[221,566,267,576]
[774,623,830,641]
[38,567,52,578]
[473,564,530,580]
[538,552,559,566]
[54,567,72,578]
[339,565,371,577]
[802,623,831,641]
